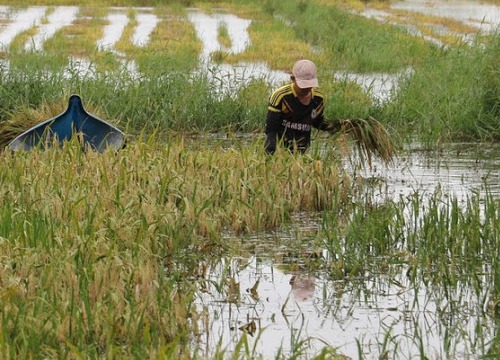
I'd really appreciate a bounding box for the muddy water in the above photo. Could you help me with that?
[194,142,500,359]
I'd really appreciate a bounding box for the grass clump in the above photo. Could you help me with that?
[336,116,397,165]
[383,35,500,143]
[0,99,67,149]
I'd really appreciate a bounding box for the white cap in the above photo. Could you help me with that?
[292,59,318,88]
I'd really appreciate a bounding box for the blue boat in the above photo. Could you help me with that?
[7,94,126,152]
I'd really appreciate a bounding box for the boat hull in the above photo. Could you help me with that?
[8,95,125,152]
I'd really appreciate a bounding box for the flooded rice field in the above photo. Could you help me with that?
[391,0,500,34]
[193,141,500,359]
[196,255,494,359]
[360,0,500,47]
[0,3,498,358]
[1,2,498,100]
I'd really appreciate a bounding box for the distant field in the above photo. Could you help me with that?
[0,0,498,142]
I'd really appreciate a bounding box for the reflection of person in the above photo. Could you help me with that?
[289,274,316,302]
[265,59,340,154]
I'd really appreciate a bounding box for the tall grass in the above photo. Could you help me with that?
[383,34,500,143]
[263,0,438,72]
[0,59,269,141]
[321,184,499,288]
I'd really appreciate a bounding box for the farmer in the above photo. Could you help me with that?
[265,59,340,154]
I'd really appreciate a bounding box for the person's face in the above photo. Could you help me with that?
[296,86,312,96]
[291,76,312,96]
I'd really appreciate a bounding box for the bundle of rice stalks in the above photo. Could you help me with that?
[338,116,396,166]
[0,100,67,150]
[0,112,40,150]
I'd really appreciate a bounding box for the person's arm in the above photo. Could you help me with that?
[265,110,282,154]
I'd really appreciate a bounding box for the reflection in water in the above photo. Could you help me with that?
[194,143,499,359]
[195,255,495,359]
[289,274,315,302]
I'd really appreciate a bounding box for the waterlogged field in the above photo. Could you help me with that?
[192,139,500,359]
[0,0,499,359]
[0,137,498,359]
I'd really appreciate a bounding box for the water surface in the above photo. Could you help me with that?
[360,0,500,46]
[194,141,500,359]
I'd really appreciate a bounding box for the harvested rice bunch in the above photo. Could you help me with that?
[0,110,42,150]
[338,117,396,165]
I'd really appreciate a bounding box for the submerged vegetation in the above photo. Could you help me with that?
[0,0,498,358]
[0,139,349,358]
[0,138,498,358]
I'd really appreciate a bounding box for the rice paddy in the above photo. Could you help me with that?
[0,0,499,358]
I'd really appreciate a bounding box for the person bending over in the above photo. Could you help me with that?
[265,59,340,154]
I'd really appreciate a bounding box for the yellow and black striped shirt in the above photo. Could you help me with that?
[265,83,329,154]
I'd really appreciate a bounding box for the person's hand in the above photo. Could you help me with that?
[325,120,341,135]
